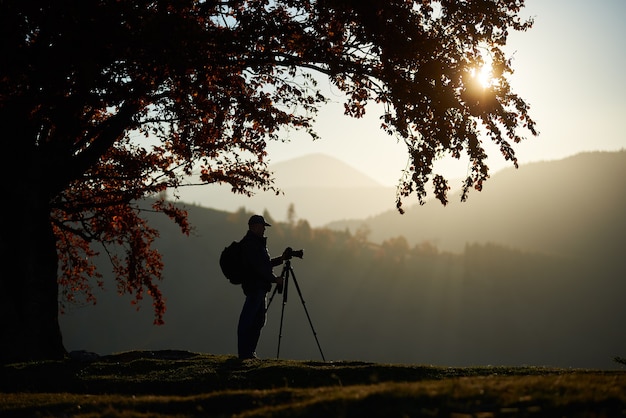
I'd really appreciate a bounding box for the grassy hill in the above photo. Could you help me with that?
[1,350,625,417]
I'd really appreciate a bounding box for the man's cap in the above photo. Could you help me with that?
[248,214,271,227]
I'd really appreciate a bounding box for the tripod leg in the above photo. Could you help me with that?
[289,266,326,362]
[266,283,279,312]
[276,266,289,359]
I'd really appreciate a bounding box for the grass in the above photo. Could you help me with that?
[1,350,625,417]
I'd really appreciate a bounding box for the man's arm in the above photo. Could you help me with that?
[270,255,284,267]
[271,247,291,267]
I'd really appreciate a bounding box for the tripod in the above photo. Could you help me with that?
[267,259,326,361]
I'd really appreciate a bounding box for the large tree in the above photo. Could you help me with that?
[0,0,536,362]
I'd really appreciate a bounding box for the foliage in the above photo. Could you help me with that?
[1,352,624,417]
[1,0,536,324]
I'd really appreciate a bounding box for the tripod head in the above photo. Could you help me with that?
[277,247,302,293]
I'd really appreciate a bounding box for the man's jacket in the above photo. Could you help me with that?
[240,230,281,295]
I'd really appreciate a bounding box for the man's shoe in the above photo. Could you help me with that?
[239,353,258,360]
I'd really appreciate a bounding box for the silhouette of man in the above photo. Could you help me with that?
[237,215,285,359]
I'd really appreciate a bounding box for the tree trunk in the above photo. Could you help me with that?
[0,179,66,363]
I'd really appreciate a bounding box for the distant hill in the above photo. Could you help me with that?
[271,153,384,188]
[327,150,626,259]
[172,153,396,226]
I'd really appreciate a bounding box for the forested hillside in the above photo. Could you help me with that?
[60,169,626,368]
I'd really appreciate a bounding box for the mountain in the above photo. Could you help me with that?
[173,153,396,226]
[327,150,626,259]
[270,153,383,188]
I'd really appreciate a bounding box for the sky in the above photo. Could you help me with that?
[264,0,626,187]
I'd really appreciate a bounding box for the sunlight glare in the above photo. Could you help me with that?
[476,64,493,88]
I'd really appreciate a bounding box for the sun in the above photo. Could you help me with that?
[465,61,493,90]
[467,54,495,89]
[476,64,493,88]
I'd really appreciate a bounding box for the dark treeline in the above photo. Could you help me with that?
[60,202,625,369]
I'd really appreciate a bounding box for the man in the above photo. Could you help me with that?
[238,214,285,359]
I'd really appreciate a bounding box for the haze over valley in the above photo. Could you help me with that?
[61,150,626,369]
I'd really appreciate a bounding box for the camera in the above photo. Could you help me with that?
[284,247,304,260]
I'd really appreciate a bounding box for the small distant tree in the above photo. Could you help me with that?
[287,204,297,226]
[355,225,371,243]
[0,0,536,362]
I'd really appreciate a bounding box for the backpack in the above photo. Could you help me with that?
[219,240,245,285]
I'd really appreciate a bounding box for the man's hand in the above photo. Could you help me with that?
[274,274,284,294]
[273,274,284,286]
[281,247,291,261]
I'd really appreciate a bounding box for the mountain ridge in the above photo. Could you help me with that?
[175,150,625,230]
[174,153,396,225]
[270,153,384,188]
[327,150,626,257]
